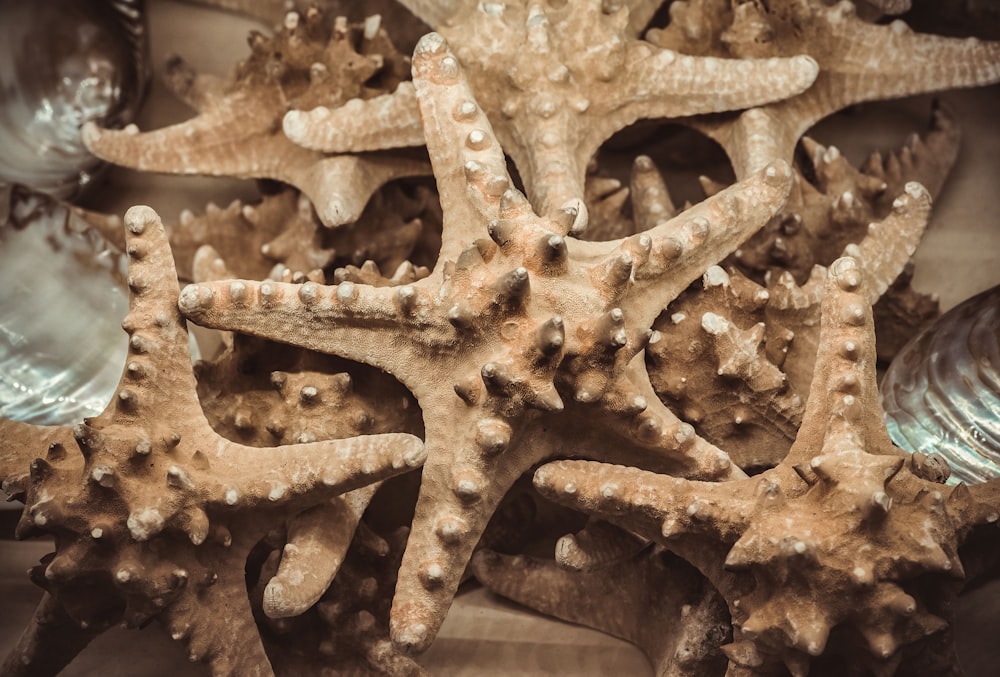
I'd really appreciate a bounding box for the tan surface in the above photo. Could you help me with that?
[2,1,999,675]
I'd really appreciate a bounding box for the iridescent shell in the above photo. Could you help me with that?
[0,0,148,198]
[0,187,129,424]
[881,285,1000,484]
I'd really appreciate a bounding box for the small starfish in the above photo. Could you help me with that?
[0,206,424,677]
[180,34,796,653]
[82,10,430,226]
[283,0,818,228]
[472,543,731,676]
[534,255,1000,674]
[648,0,1000,178]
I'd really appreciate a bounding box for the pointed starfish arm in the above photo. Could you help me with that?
[208,433,424,512]
[619,48,818,119]
[533,460,749,544]
[0,593,102,677]
[628,160,793,322]
[262,485,378,619]
[411,33,515,256]
[179,277,419,377]
[283,82,425,153]
[555,519,648,571]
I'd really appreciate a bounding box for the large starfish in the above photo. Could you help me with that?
[282,0,819,229]
[82,10,429,227]
[0,206,424,676]
[648,0,1000,178]
[179,33,797,653]
[534,255,1000,674]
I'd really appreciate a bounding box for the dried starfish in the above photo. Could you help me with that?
[83,10,429,227]
[180,34,797,653]
[283,0,819,229]
[648,0,1000,177]
[649,181,931,469]
[534,255,1000,674]
[472,543,731,676]
[0,206,424,677]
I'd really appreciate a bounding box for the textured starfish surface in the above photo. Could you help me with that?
[283,0,819,228]
[178,33,801,653]
[82,9,429,226]
[472,542,731,676]
[0,206,425,677]
[534,256,1000,674]
[648,0,1000,177]
[252,522,426,676]
[649,179,931,469]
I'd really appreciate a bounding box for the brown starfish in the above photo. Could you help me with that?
[82,10,429,227]
[648,0,1000,178]
[282,0,819,229]
[534,255,1000,674]
[0,205,424,676]
[179,33,796,654]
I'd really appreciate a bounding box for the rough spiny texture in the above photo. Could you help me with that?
[82,10,430,227]
[648,0,1000,177]
[283,0,819,229]
[0,206,424,677]
[535,256,1000,675]
[178,33,801,654]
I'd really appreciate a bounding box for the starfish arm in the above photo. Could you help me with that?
[262,485,379,619]
[785,256,896,464]
[284,82,424,153]
[631,156,677,231]
[471,547,730,676]
[616,47,818,122]
[0,593,102,677]
[411,33,516,259]
[627,161,793,323]
[179,277,422,378]
[161,560,276,677]
[162,54,228,112]
[841,183,931,304]
[691,106,801,179]
[622,0,671,37]
[554,519,649,571]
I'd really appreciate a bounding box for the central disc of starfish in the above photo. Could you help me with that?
[181,32,797,653]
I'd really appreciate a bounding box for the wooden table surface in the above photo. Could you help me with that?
[2,1,999,674]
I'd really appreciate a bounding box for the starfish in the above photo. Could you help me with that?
[82,10,430,227]
[0,205,424,677]
[649,180,931,469]
[282,0,819,229]
[179,33,797,653]
[472,543,731,676]
[647,0,1000,178]
[534,255,1000,674]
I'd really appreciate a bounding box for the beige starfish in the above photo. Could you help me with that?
[82,10,429,226]
[534,256,1000,674]
[179,33,797,654]
[648,0,1000,178]
[0,206,424,677]
[282,0,819,229]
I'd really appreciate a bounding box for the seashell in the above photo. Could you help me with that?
[881,285,1000,484]
[0,0,148,198]
[0,186,129,424]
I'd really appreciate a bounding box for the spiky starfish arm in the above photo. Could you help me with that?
[182,33,802,654]
[472,545,729,676]
[0,593,102,677]
[82,10,429,227]
[650,0,1000,177]
[284,3,816,228]
[3,205,424,677]
[554,518,649,571]
[535,256,997,674]
[0,420,74,498]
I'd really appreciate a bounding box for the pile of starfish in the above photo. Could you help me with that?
[2,1,999,675]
